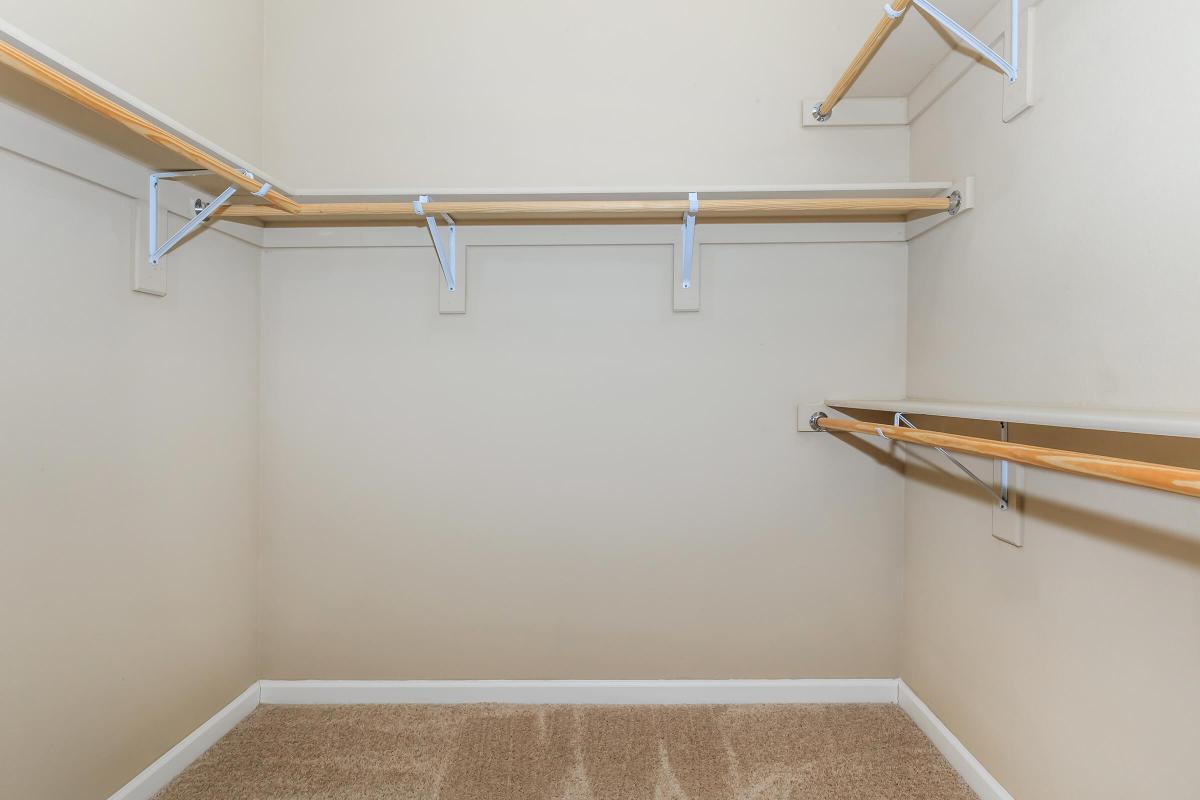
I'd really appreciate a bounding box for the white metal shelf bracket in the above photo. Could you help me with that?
[414,195,456,293]
[905,0,1020,83]
[998,421,1010,510]
[992,420,1024,546]
[681,192,698,289]
[148,169,244,264]
[672,192,701,312]
[894,412,1009,510]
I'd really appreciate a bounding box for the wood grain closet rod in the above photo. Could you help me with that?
[815,0,912,121]
[812,415,1200,499]
[0,39,300,214]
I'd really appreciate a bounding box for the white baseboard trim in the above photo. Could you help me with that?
[103,679,1010,800]
[259,678,899,705]
[898,680,1014,800]
[106,683,260,800]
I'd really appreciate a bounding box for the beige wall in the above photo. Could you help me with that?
[904,1,1200,798]
[11,2,1199,798]
[258,235,908,679]
[0,0,265,163]
[0,110,261,798]
[260,0,914,191]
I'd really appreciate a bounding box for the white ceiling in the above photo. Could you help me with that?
[842,0,1001,96]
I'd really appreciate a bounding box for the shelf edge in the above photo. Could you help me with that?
[823,399,1200,439]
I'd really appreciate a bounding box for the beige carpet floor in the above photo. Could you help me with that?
[153,703,976,800]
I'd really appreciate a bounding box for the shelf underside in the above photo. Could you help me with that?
[216,196,954,227]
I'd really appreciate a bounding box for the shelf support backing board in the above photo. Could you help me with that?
[435,226,698,315]
[252,181,967,314]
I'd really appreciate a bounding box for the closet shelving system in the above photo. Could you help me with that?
[0,23,966,311]
[0,28,962,227]
[4,7,1198,506]
[813,0,1024,124]
[799,0,1200,504]
[807,403,1200,501]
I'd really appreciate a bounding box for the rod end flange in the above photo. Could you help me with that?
[809,411,829,431]
[811,104,832,123]
[947,190,963,216]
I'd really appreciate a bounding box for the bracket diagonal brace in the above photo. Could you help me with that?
[681,192,699,289]
[148,169,239,265]
[894,412,1009,509]
[414,195,456,292]
[908,0,1019,83]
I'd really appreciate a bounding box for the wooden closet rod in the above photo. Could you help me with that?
[814,0,912,121]
[811,414,1200,499]
[0,39,300,214]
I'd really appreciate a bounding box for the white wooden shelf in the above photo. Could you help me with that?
[0,20,286,190]
[217,183,964,227]
[824,399,1200,439]
[0,20,975,238]
[281,181,955,201]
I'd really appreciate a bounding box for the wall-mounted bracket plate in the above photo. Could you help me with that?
[442,232,466,314]
[674,200,700,312]
[992,422,1024,546]
[1002,4,1037,122]
[673,243,700,311]
[993,459,1025,546]
[132,199,169,295]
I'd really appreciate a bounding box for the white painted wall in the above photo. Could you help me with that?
[8,4,1197,799]
[0,103,261,800]
[257,231,909,679]
[0,0,1004,194]
[248,0,926,683]
[260,0,914,191]
[903,2,1200,798]
[0,0,265,163]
